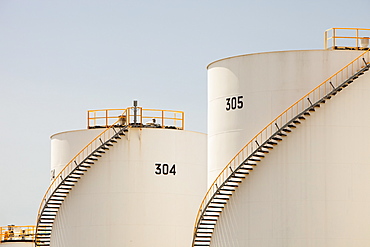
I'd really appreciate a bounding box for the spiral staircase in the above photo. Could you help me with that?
[35,124,128,247]
[192,50,370,247]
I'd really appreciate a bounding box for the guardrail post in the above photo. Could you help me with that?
[161,110,164,128]
[133,100,138,126]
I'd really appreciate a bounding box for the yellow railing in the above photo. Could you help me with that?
[193,49,370,242]
[325,28,370,50]
[1,225,35,242]
[36,117,125,235]
[87,107,184,130]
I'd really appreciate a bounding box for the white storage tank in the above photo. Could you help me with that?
[36,106,207,247]
[201,29,370,246]
[207,49,366,185]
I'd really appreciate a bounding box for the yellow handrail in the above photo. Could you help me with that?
[1,225,35,242]
[36,116,125,236]
[325,28,370,50]
[87,107,185,130]
[193,49,370,243]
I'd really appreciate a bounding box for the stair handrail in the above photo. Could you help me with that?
[193,49,370,241]
[36,109,128,232]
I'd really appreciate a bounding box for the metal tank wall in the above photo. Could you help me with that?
[0,243,34,247]
[50,129,102,182]
[49,127,207,247]
[210,69,370,246]
[207,49,365,185]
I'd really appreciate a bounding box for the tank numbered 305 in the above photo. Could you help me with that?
[226,96,243,111]
[155,163,176,175]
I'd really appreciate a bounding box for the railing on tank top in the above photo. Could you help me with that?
[87,108,184,130]
[325,28,370,50]
[0,225,35,242]
[193,49,370,237]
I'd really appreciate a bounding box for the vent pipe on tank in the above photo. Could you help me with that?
[133,100,138,125]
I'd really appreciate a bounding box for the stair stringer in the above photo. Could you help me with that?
[192,50,370,247]
[35,124,128,247]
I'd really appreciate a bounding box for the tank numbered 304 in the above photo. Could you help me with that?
[155,163,176,175]
[226,96,243,111]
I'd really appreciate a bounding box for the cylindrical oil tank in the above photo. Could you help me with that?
[49,127,207,247]
[207,49,366,185]
[50,129,102,181]
[207,49,370,246]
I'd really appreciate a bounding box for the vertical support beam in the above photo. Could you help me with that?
[162,110,165,128]
[133,100,138,126]
[333,28,336,48]
[182,112,185,130]
[105,110,108,128]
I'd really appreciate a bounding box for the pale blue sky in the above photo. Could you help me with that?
[0,0,368,225]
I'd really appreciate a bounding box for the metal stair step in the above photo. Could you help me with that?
[200,222,217,225]
[198,226,214,231]
[244,162,257,166]
[277,132,287,136]
[211,201,227,204]
[228,179,242,183]
[216,191,233,195]
[272,137,282,141]
[223,184,238,188]
[76,167,88,171]
[201,218,218,221]
[267,141,278,145]
[196,233,213,236]
[48,198,64,201]
[219,187,235,191]
[204,213,221,216]
[239,167,253,170]
[261,144,274,149]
